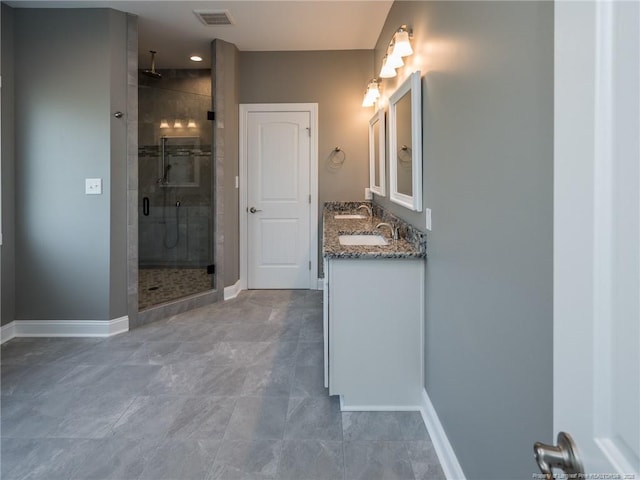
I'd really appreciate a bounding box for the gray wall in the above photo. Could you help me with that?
[212,39,240,289]
[125,14,139,325]
[13,8,129,320]
[239,50,373,272]
[374,2,554,478]
[107,9,128,319]
[1,4,15,326]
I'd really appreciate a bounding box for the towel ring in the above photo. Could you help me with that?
[329,147,346,166]
[398,145,412,165]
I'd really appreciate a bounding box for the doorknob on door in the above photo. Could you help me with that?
[534,432,584,480]
[249,207,263,213]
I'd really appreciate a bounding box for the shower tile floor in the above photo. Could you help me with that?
[138,267,212,310]
[1,290,445,480]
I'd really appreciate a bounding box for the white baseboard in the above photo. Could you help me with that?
[224,280,243,300]
[336,389,466,480]
[226,278,321,294]
[339,395,421,412]
[1,322,16,344]
[340,404,422,412]
[0,316,129,344]
[420,388,466,480]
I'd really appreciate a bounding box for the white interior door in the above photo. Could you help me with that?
[246,109,311,289]
[553,1,639,477]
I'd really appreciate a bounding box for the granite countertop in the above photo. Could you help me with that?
[322,202,427,259]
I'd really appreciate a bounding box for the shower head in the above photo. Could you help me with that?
[142,50,162,79]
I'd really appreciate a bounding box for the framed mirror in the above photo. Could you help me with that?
[369,109,386,196]
[389,71,422,211]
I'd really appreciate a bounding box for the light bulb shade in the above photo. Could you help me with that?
[187,119,197,128]
[362,92,375,107]
[368,82,380,100]
[363,90,377,106]
[387,51,404,69]
[362,80,381,107]
[392,30,413,57]
[160,119,170,129]
[380,58,397,78]
[173,120,183,128]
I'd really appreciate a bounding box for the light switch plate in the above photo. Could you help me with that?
[85,178,102,195]
[426,208,432,231]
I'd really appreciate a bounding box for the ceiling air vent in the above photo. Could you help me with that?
[194,10,235,26]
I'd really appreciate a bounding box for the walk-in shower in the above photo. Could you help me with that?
[138,68,214,310]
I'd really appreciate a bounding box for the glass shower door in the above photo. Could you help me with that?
[138,74,214,310]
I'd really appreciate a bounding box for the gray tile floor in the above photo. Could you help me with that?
[1,290,445,480]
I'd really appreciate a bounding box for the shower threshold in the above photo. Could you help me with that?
[138,267,212,310]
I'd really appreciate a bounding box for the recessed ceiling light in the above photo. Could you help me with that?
[190,55,203,62]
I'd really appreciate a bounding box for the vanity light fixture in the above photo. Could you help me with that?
[379,25,414,78]
[362,79,381,107]
[386,47,404,70]
[187,119,197,128]
[173,119,183,128]
[160,119,170,129]
[379,56,397,78]
[392,26,413,57]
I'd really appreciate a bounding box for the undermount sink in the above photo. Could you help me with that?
[338,234,389,246]
[334,214,367,219]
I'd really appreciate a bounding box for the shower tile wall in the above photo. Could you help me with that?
[139,69,212,144]
[138,69,212,269]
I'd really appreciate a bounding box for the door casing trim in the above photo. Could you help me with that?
[239,103,319,290]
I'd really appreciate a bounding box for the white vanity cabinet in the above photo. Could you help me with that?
[323,257,424,410]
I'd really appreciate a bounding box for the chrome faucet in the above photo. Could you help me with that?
[375,222,399,241]
[356,204,373,217]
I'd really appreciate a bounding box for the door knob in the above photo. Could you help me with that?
[113,111,124,119]
[249,207,262,213]
[534,432,584,480]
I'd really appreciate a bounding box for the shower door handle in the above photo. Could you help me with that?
[113,111,124,119]
[143,197,150,216]
[249,207,262,214]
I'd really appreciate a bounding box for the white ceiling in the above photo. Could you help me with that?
[6,0,393,68]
